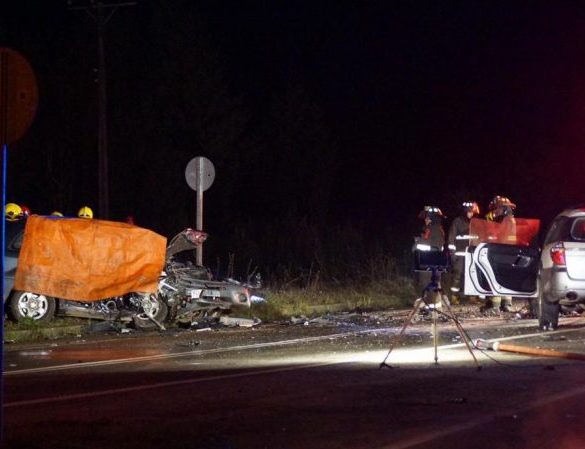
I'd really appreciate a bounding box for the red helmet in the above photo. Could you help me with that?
[20,204,31,216]
[488,196,516,211]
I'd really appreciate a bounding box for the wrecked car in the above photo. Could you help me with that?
[158,227,255,324]
[3,219,26,308]
[3,215,255,329]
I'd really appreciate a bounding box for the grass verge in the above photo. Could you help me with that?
[3,317,86,343]
[242,277,416,322]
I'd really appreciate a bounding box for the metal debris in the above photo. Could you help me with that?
[219,316,261,327]
[176,340,201,348]
[290,316,309,325]
[19,351,51,356]
[250,294,266,304]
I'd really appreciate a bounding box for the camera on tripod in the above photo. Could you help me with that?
[380,241,481,369]
[412,243,451,273]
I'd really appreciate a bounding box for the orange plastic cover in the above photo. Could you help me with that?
[14,215,167,302]
[469,218,540,246]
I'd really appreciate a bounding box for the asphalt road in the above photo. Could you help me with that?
[2,311,585,449]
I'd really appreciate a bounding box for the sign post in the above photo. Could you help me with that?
[185,157,215,265]
[0,47,38,441]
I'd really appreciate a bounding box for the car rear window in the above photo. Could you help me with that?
[544,216,572,244]
[571,218,585,241]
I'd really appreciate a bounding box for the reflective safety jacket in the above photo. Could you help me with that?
[448,215,471,254]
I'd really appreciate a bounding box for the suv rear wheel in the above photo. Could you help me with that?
[537,281,560,330]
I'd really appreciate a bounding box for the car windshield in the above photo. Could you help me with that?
[570,218,585,241]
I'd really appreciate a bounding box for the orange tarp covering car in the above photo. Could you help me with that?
[14,215,167,302]
[469,217,540,246]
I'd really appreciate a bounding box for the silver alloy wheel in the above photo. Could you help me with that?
[16,292,51,320]
[139,294,161,319]
[132,293,168,330]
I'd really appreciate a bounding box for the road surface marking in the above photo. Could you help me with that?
[3,361,348,408]
[3,328,389,375]
[5,321,583,376]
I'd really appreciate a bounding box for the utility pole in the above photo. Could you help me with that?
[69,1,136,220]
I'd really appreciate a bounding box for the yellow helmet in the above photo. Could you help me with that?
[51,211,64,217]
[5,203,23,221]
[78,206,93,219]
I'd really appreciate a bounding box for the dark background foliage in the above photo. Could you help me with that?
[2,1,585,283]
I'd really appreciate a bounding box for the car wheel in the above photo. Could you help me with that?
[8,290,56,322]
[537,282,560,331]
[133,293,168,330]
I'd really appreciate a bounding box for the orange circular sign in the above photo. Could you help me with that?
[0,48,38,145]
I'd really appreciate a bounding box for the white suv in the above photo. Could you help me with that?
[538,208,585,329]
[462,209,585,330]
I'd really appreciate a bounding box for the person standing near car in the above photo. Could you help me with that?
[413,206,446,296]
[482,196,517,314]
[448,201,480,304]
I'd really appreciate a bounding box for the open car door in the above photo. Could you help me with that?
[464,218,540,297]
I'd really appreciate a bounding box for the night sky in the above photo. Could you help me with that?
[3,1,585,272]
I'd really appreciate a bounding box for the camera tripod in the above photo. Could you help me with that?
[380,267,481,370]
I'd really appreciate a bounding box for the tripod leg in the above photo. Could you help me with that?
[441,296,481,370]
[380,299,423,367]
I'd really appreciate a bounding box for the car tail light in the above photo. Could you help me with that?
[550,242,566,266]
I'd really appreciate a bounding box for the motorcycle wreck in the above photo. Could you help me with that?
[5,216,261,330]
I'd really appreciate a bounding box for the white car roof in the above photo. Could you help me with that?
[556,208,585,218]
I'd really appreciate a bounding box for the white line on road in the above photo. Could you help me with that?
[6,320,584,376]
[4,323,585,410]
[3,361,349,408]
[3,328,388,376]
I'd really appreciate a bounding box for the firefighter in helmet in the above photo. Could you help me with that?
[78,206,93,219]
[417,206,445,248]
[486,195,517,244]
[413,206,446,296]
[482,195,517,314]
[447,201,480,304]
[5,203,23,221]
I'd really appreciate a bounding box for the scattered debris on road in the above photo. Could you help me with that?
[219,316,261,327]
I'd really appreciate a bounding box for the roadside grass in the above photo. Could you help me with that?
[3,317,86,343]
[3,316,85,331]
[243,275,416,322]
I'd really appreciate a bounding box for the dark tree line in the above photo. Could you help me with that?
[5,1,575,284]
[1,1,366,283]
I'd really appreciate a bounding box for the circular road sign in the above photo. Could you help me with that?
[185,156,215,192]
[0,48,38,145]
